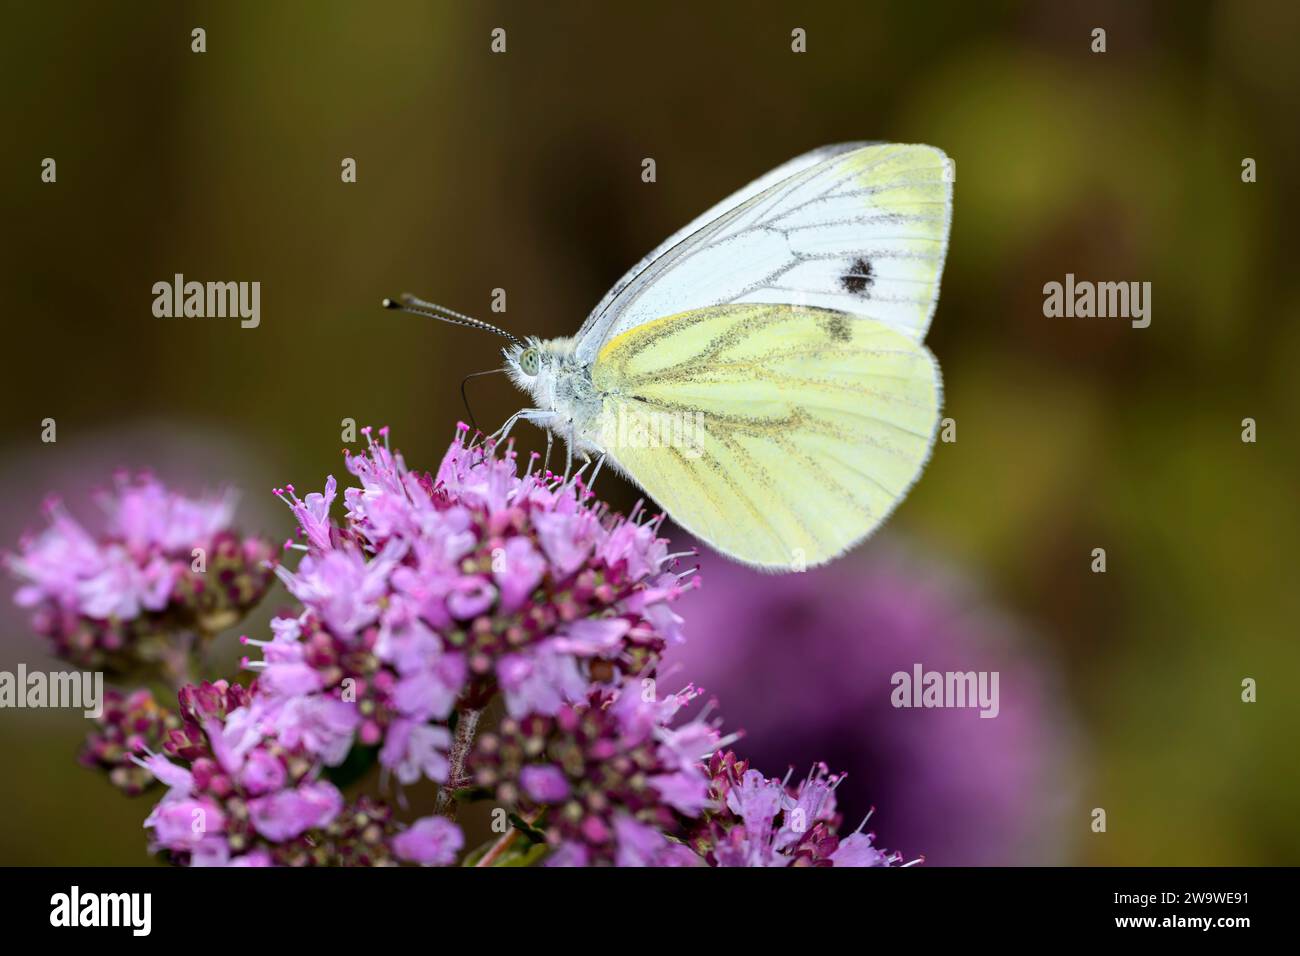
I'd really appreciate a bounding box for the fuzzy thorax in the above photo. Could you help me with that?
[502,336,606,455]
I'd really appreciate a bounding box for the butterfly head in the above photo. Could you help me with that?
[503,335,579,408]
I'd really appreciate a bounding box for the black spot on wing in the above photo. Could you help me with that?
[839,256,875,297]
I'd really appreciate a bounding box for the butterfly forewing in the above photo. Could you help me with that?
[579,142,873,338]
[575,143,952,364]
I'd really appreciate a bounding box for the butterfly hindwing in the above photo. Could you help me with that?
[591,303,941,568]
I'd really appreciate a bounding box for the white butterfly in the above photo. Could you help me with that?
[386,142,952,570]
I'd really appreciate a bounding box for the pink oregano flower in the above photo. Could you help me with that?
[12,425,918,867]
[4,473,273,670]
[135,679,451,867]
[244,425,697,789]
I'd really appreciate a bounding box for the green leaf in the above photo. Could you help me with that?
[508,812,547,844]
[459,816,550,866]
[460,835,549,867]
[496,842,549,866]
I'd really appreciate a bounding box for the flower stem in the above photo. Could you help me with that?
[435,707,482,820]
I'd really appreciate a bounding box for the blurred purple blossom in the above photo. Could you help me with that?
[391,815,464,866]
[4,473,274,671]
[80,687,182,796]
[666,543,1076,865]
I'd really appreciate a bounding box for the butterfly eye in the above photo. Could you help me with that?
[519,347,540,376]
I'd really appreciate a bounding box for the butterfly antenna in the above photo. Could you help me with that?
[381,294,523,348]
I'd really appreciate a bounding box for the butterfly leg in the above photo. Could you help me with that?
[561,422,575,483]
[490,408,546,447]
[488,411,521,445]
[567,451,594,488]
[588,453,607,492]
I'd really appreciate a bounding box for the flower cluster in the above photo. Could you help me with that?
[245,425,694,790]
[10,425,917,867]
[80,687,182,796]
[4,473,274,670]
[471,682,725,866]
[470,682,901,867]
[688,751,907,867]
[134,679,454,866]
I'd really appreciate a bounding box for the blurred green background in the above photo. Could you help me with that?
[1,0,1297,864]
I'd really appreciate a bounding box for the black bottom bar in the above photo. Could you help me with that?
[0,866,1281,940]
